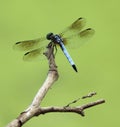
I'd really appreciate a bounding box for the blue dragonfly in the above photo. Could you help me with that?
[13,17,95,72]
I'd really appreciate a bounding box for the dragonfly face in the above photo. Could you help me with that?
[13,17,95,72]
[46,33,54,40]
[46,33,62,44]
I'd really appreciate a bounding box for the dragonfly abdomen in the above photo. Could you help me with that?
[58,40,78,72]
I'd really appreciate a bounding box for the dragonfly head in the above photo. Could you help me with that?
[46,32,54,40]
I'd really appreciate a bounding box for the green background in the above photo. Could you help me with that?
[0,0,119,126]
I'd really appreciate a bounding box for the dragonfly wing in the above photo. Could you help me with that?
[23,47,46,61]
[13,37,46,51]
[60,17,86,37]
[79,28,95,39]
[69,17,86,31]
[62,28,95,49]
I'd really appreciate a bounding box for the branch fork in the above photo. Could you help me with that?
[6,44,105,127]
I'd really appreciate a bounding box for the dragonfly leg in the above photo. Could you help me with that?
[45,42,55,60]
[54,45,57,57]
[47,42,52,48]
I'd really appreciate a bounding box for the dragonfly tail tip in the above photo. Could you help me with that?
[72,65,78,72]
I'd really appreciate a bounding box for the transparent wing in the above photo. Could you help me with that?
[62,28,95,49]
[23,47,46,61]
[59,17,86,37]
[13,37,46,51]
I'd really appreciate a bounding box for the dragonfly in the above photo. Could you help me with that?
[13,17,95,72]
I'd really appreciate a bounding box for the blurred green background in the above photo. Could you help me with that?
[0,0,119,126]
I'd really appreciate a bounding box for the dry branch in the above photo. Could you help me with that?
[6,43,105,127]
[35,99,105,116]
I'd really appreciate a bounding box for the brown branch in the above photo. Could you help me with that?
[6,43,105,127]
[6,43,59,127]
[64,92,97,107]
[35,99,105,116]
[25,43,59,110]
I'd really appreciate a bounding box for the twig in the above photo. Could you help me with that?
[64,92,97,107]
[6,43,105,127]
[35,99,105,116]
[82,92,97,99]
[6,43,59,127]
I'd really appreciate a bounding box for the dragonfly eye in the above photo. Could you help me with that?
[46,32,53,40]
